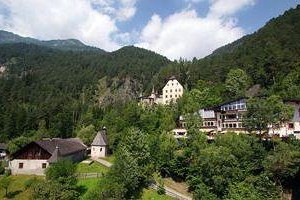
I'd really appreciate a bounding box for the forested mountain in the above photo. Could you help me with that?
[0,5,300,142]
[0,42,170,141]
[157,5,300,99]
[0,30,104,52]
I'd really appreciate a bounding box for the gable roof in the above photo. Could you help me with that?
[91,131,108,146]
[35,138,86,156]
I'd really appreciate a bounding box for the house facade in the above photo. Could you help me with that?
[268,100,300,139]
[178,98,300,139]
[9,138,86,175]
[162,76,183,105]
[180,98,247,134]
[91,129,108,158]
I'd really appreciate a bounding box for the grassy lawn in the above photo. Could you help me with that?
[77,178,101,199]
[76,161,108,174]
[0,175,43,200]
[101,155,115,163]
[142,189,174,200]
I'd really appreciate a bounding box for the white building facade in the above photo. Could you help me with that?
[162,77,184,105]
[268,100,300,139]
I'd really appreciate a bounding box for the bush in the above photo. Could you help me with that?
[24,177,39,190]
[157,186,165,195]
[0,162,4,175]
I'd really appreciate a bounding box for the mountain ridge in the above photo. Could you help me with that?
[0,30,105,52]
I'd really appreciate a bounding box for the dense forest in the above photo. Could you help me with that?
[0,4,300,200]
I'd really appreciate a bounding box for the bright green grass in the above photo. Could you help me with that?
[142,189,174,200]
[0,175,43,200]
[78,178,100,188]
[76,161,108,173]
[77,178,102,199]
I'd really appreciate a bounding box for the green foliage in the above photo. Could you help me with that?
[243,95,294,134]
[24,177,39,190]
[33,160,79,200]
[0,176,12,197]
[0,162,4,175]
[32,179,80,200]
[76,124,96,145]
[263,141,300,188]
[178,80,223,114]
[97,127,152,199]
[225,68,251,97]
[46,160,77,185]
[225,182,264,200]
[7,136,33,154]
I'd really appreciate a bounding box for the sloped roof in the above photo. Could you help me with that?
[91,131,108,146]
[35,138,86,156]
[48,146,62,163]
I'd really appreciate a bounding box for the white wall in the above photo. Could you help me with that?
[91,146,106,158]
[268,102,300,138]
[9,159,48,175]
[162,79,183,105]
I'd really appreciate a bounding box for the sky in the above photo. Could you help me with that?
[0,0,299,60]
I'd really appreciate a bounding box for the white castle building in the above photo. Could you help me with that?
[162,76,184,105]
[139,76,183,106]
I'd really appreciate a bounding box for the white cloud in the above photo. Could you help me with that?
[91,0,138,21]
[0,0,139,51]
[209,0,256,17]
[137,0,255,60]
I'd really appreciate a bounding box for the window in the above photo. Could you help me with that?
[100,148,102,152]
[165,95,168,98]
[170,95,172,98]
[289,123,294,129]
[42,163,47,169]
[175,95,177,97]
[166,90,168,93]
[233,124,237,128]
[175,89,177,92]
[19,163,24,169]
[170,89,172,92]
[179,89,181,92]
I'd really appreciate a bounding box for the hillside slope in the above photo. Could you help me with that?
[0,30,104,52]
[0,42,170,141]
[188,5,300,90]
